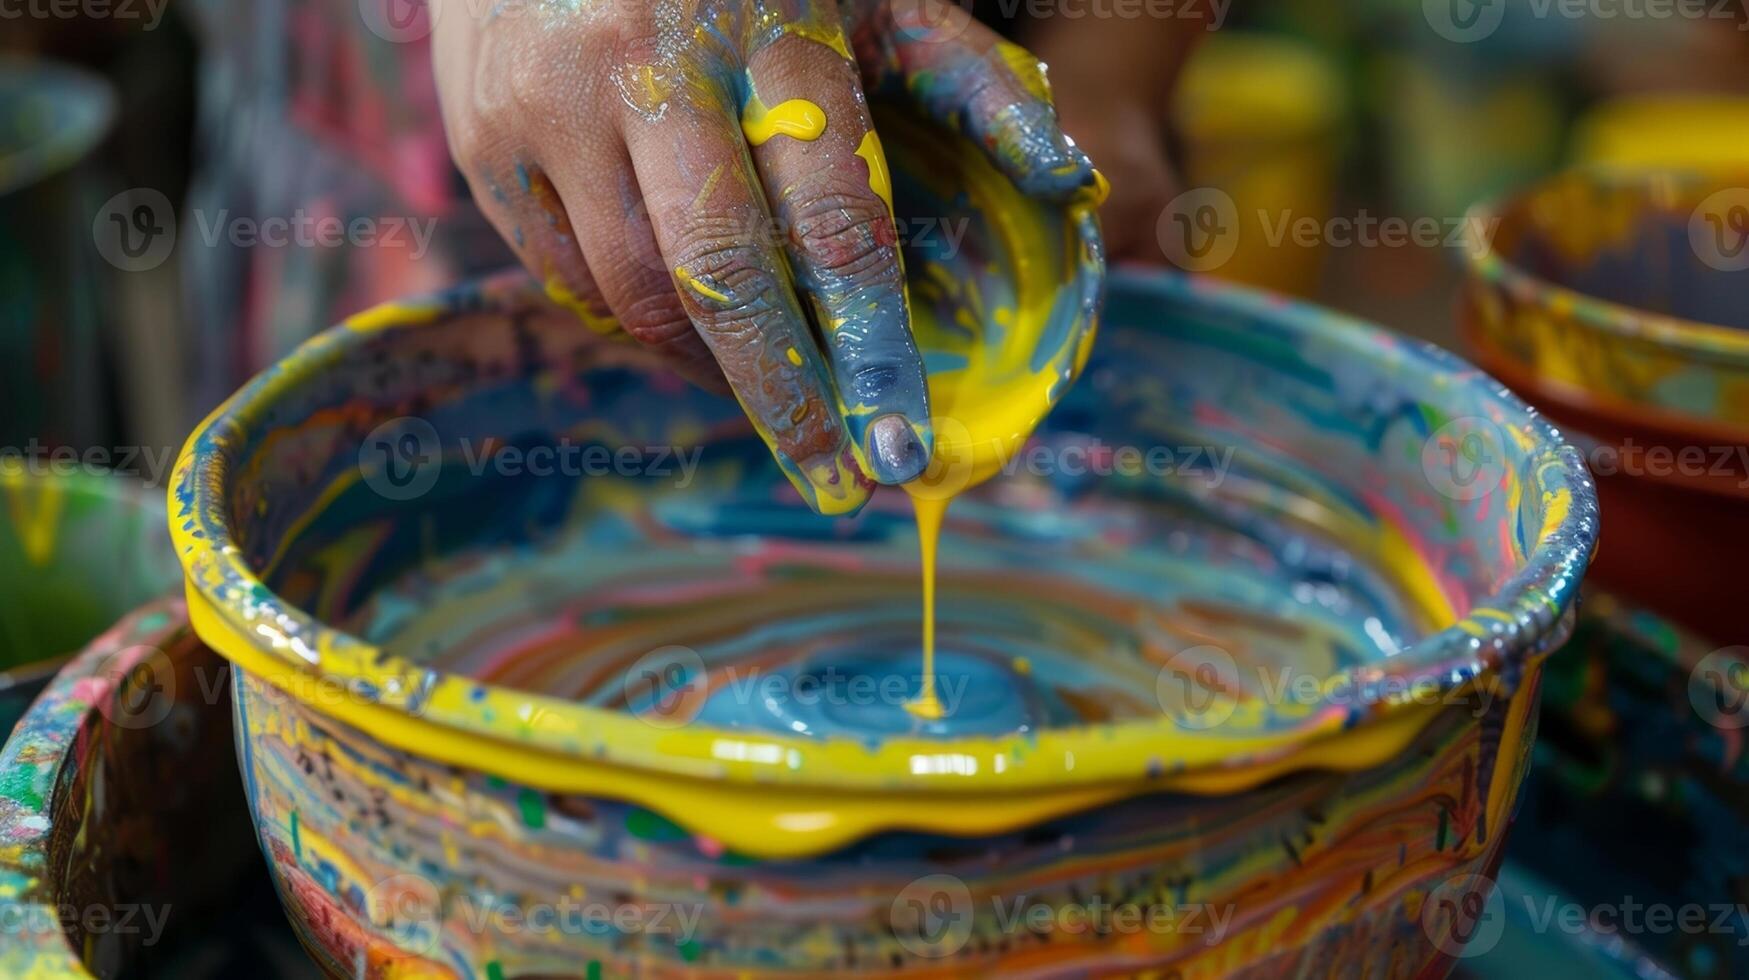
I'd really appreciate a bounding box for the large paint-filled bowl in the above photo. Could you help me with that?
[172,259,1595,975]
[1460,169,1749,640]
[0,467,183,729]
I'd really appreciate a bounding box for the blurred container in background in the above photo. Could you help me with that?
[1574,94,1749,170]
[1172,32,1345,296]
[0,59,116,450]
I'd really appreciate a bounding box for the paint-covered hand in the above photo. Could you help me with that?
[432,0,1098,515]
[1026,12,1206,260]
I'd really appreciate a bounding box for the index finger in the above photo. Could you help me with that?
[625,106,875,516]
[743,29,933,485]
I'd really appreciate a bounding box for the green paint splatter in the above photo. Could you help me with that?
[0,762,44,811]
[1436,805,1448,851]
[486,961,504,980]
[586,962,602,980]
[517,788,546,830]
[291,809,302,859]
[625,808,688,842]
[678,939,701,962]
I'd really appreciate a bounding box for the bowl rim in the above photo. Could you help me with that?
[1461,166,1749,363]
[171,269,1596,849]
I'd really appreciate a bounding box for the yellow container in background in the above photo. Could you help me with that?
[1172,33,1344,296]
[1573,94,1749,170]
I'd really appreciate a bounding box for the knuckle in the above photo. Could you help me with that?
[616,291,691,345]
[787,190,896,282]
[671,226,785,332]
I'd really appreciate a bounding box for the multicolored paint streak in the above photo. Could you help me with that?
[0,600,260,977]
[171,265,1595,973]
[1460,168,1749,640]
[1462,169,1749,439]
[0,468,183,730]
[234,657,1541,977]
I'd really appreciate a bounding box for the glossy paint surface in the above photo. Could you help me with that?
[172,265,1594,971]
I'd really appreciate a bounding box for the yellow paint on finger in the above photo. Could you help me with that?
[1081,169,1112,208]
[994,40,1053,103]
[786,347,804,366]
[740,96,827,146]
[854,130,894,216]
[544,276,620,336]
[785,21,855,62]
[674,267,731,303]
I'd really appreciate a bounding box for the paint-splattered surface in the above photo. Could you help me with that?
[0,469,183,731]
[1463,169,1749,437]
[0,600,277,978]
[234,653,1542,977]
[171,265,1594,973]
[1496,590,1749,979]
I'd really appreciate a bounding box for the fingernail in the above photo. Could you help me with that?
[866,414,929,484]
[995,105,1096,199]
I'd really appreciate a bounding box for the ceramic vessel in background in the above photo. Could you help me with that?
[172,259,1595,976]
[1572,95,1749,171]
[0,466,183,729]
[0,598,312,978]
[1460,169,1749,642]
[1172,32,1344,297]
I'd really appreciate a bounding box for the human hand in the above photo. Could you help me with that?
[1025,14,1206,261]
[432,0,1099,515]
